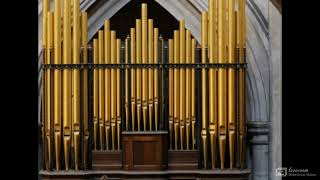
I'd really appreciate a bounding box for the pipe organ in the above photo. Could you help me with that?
[40,0,247,178]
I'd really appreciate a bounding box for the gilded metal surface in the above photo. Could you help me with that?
[191,38,196,150]
[208,0,217,169]
[98,30,105,150]
[42,0,48,167]
[125,37,129,131]
[141,4,148,131]
[173,30,180,150]
[179,20,186,150]
[104,19,111,150]
[93,39,99,150]
[63,0,71,170]
[228,0,236,169]
[45,11,53,170]
[168,39,174,149]
[130,28,136,131]
[81,12,89,168]
[238,0,247,169]
[136,19,142,131]
[185,30,191,150]
[53,0,61,170]
[148,19,154,131]
[116,39,121,150]
[201,12,208,169]
[42,0,48,48]
[218,0,227,169]
[154,28,159,131]
[110,31,116,150]
[72,0,80,170]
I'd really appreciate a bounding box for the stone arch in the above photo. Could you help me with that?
[86,0,270,131]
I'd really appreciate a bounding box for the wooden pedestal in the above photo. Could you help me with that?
[92,150,122,170]
[122,131,168,171]
[168,150,199,170]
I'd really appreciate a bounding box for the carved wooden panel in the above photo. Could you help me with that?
[168,150,199,170]
[92,150,122,170]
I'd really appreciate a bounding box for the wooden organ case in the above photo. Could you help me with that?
[39,0,250,179]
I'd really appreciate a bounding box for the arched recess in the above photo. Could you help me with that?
[85,0,270,132]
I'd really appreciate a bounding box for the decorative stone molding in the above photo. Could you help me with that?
[247,121,270,180]
[248,122,269,145]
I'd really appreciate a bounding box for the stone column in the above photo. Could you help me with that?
[269,1,282,180]
[248,121,270,180]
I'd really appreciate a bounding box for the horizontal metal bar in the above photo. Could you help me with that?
[40,62,247,70]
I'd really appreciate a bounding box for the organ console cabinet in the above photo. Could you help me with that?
[39,0,250,179]
[122,131,167,171]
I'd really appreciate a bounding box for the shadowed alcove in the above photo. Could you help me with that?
[90,0,179,40]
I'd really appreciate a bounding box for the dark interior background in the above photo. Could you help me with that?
[91,0,179,41]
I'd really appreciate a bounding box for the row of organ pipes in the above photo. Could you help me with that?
[167,0,246,169]
[42,0,89,171]
[41,0,246,171]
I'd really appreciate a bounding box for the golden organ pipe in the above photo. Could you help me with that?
[42,0,48,48]
[125,36,129,131]
[142,3,148,131]
[42,43,46,169]
[201,11,208,169]
[191,38,196,150]
[98,30,105,150]
[179,20,186,150]
[111,31,116,150]
[53,0,61,170]
[235,11,240,167]
[130,28,136,131]
[209,0,218,169]
[173,30,180,150]
[116,39,121,150]
[42,0,48,170]
[136,19,142,131]
[104,20,111,150]
[46,11,53,170]
[159,35,164,130]
[41,0,50,169]
[93,39,99,150]
[71,1,74,150]
[168,39,174,149]
[81,12,89,168]
[239,0,246,169]
[218,0,227,169]
[63,0,71,170]
[148,19,154,131]
[185,30,191,150]
[228,0,236,169]
[72,0,80,170]
[154,28,159,131]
